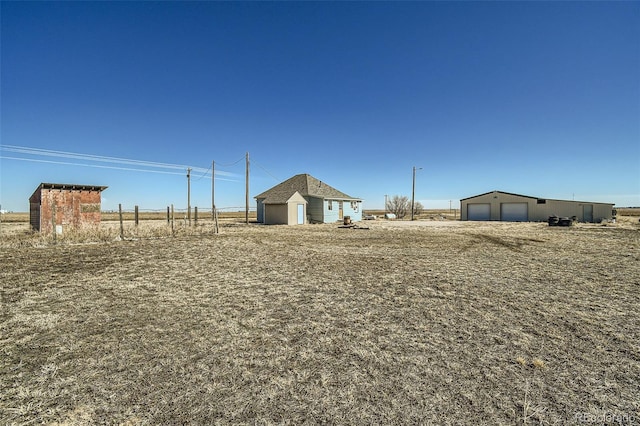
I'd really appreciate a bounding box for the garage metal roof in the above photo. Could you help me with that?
[460,190,537,201]
[461,190,613,205]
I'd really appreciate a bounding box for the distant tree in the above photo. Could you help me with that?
[413,201,424,217]
[386,195,410,219]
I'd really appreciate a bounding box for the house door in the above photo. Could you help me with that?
[338,201,343,219]
[583,205,593,223]
[297,204,304,224]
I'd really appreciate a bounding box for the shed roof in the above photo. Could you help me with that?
[35,183,108,192]
[30,183,108,202]
[255,174,361,202]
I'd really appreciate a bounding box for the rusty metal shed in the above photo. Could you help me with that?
[29,183,108,233]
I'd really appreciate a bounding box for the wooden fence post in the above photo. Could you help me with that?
[194,207,198,224]
[119,204,124,240]
[134,205,139,227]
[171,204,175,236]
[167,206,170,225]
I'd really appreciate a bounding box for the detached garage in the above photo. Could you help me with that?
[461,191,614,223]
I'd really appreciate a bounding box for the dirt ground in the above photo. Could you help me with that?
[1,218,639,424]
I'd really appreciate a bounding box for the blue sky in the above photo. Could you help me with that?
[1,1,639,212]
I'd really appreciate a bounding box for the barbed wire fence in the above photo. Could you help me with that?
[104,203,259,240]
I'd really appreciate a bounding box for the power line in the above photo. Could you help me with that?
[252,159,281,182]
[0,156,186,175]
[1,145,287,188]
[193,163,212,181]
[0,144,210,173]
[0,155,242,182]
[0,144,247,179]
[215,155,246,168]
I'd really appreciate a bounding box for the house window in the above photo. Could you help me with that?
[537,199,546,204]
[351,201,359,213]
[328,200,333,210]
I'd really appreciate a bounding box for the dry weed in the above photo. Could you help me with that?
[532,358,546,369]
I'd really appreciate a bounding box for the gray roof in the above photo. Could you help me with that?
[255,174,361,203]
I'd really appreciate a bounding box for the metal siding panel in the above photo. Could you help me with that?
[467,203,491,221]
[531,201,550,221]
[593,204,613,222]
[500,203,528,221]
[546,201,580,219]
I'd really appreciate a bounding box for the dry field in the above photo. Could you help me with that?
[1,217,639,425]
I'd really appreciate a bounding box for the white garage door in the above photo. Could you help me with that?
[501,203,528,221]
[467,203,491,221]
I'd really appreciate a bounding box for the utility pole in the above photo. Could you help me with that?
[245,152,250,224]
[411,166,421,220]
[212,160,219,233]
[187,167,192,226]
[211,161,216,220]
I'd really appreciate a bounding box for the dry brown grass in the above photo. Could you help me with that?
[0,210,256,223]
[616,208,640,217]
[1,219,639,424]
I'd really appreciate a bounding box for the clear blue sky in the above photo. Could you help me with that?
[1,1,639,212]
